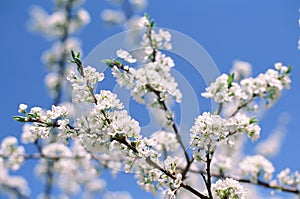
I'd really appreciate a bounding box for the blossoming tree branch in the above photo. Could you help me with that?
[0,1,297,199]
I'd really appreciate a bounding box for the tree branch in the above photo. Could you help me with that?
[188,169,300,195]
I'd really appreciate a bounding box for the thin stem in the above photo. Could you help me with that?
[145,84,190,168]
[188,169,300,195]
[146,25,157,62]
[217,103,223,115]
[205,151,213,199]
[182,157,194,180]
[228,98,254,118]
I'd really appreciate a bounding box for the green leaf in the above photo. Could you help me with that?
[68,59,75,64]
[13,116,26,122]
[286,65,292,74]
[227,73,234,89]
[71,50,76,59]
[150,20,155,28]
[26,113,37,119]
[249,117,258,124]
[71,50,82,66]
[101,59,116,68]
[101,59,113,64]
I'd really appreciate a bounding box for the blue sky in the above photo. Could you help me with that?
[0,0,300,198]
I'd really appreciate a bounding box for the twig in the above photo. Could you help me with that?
[188,169,300,195]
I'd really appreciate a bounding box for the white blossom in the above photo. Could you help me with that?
[67,66,105,103]
[28,5,90,39]
[30,107,43,117]
[138,16,150,28]
[202,74,241,103]
[116,49,137,63]
[231,60,252,81]
[107,110,141,138]
[239,154,275,181]
[95,90,124,110]
[18,104,28,113]
[227,113,261,141]
[162,189,176,199]
[190,112,227,161]
[85,179,106,192]
[0,136,25,170]
[47,105,68,119]
[129,0,148,11]
[150,131,179,153]
[276,168,300,187]
[76,8,91,27]
[45,72,60,97]
[1,173,29,197]
[21,124,38,144]
[42,143,72,158]
[101,9,125,24]
[29,125,50,139]
[42,38,81,70]
[212,178,246,199]
[203,62,291,108]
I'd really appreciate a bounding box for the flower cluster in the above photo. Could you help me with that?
[36,139,106,197]
[0,137,29,197]
[190,112,261,162]
[74,92,141,146]
[134,155,182,195]
[239,154,275,182]
[150,131,180,154]
[190,112,227,161]
[15,104,70,141]
[268,168,300,190]
[0,157,29,198]
[212,178,246,199]
[66,61,142,155]
[138,16,172,50]
[42,38,81,69]
[67,66,105,103]
[28,2,90,39]
[202,62,291,108]
[106,17,182,107]
[201,74,240,103]
[0,137,25,170]
[129,55,181,104]
[101,9,126,25]
[227,113,261,141]
[277,168,300,186]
